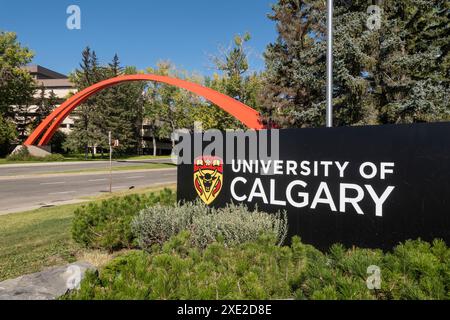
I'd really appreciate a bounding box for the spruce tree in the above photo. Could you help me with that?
[98,56,144,155]
[66,47,104,158]
[67,50,144,156]
[261,0,449,127]
[375,0,450,123]
[260,0,327,128]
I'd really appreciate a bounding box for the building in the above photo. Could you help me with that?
[23,65,76,135]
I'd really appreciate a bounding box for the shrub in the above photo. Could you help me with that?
[131,202,207,248]
[71,189,176,251]
[64,235,449,300]
[131,202,288,250]
[63,232,307,300]
[380,239,450,300]
[189,204,288,248]
[294,239,450,300]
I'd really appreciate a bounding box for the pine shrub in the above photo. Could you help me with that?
[71,188,175,251]
[295,239,449,300]
[64,234,449,300]
[63,232,307,300]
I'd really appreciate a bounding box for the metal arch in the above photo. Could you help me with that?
[24,74,264,146]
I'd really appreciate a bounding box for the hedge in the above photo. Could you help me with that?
[71,189,175,251]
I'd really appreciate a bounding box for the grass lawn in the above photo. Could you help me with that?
[0,154,171,165]
[40,163,175,175]
[116,155,172,161]
[0,203,80,281]
[0,185,175,281]
[62,154,171,162]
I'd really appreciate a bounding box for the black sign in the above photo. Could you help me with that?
[177,122,450,250]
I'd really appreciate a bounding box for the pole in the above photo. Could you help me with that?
[109,131,112,193]
[326,0,334,128]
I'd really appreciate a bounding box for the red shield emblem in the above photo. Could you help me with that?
[193,156,223,205]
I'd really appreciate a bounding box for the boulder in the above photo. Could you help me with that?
[11,145,51,157]
[0,262,96,300]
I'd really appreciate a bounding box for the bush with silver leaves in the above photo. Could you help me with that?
[131,201,287,250]
[189,204,287,248]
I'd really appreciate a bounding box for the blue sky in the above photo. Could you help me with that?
[0,0,278,77]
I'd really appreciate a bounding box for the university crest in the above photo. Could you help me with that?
[193,156,223,205]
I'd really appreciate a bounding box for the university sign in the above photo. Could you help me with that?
[228,159,394,217]
[177,122,450,250]
[25,74,449,250]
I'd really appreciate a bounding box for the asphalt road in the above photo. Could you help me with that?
[0,160,177,214]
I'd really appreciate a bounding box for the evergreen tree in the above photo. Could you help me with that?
[261,0,450,128]
[98,56,145,155]
[66,49,145,156]
[375,0,450,123]
[260,0,326,128]
[65,47,106,158]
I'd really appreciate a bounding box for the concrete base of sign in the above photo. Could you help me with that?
[12,144,52,158]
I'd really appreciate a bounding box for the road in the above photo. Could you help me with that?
[0,160,177,214]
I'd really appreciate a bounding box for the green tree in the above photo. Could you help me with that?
[144,62,198,154]
[0,114,16,155]
[261,0,449,128]
[0,31,35,114]
[66,49,145,156]
[13,99,34,142]
[375,0,450,123]
[65,47,105,158]
[261,0,328,128]
[98,56,145,155]
[0,31,35,150]
[207,33,264,130]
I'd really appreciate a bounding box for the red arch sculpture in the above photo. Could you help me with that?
[24,74,264,146]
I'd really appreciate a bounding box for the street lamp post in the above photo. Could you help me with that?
[326,0,334,128]
[108,131,112,193]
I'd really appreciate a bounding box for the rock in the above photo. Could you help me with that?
[0,262,96,300]
[11,145,52,157]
